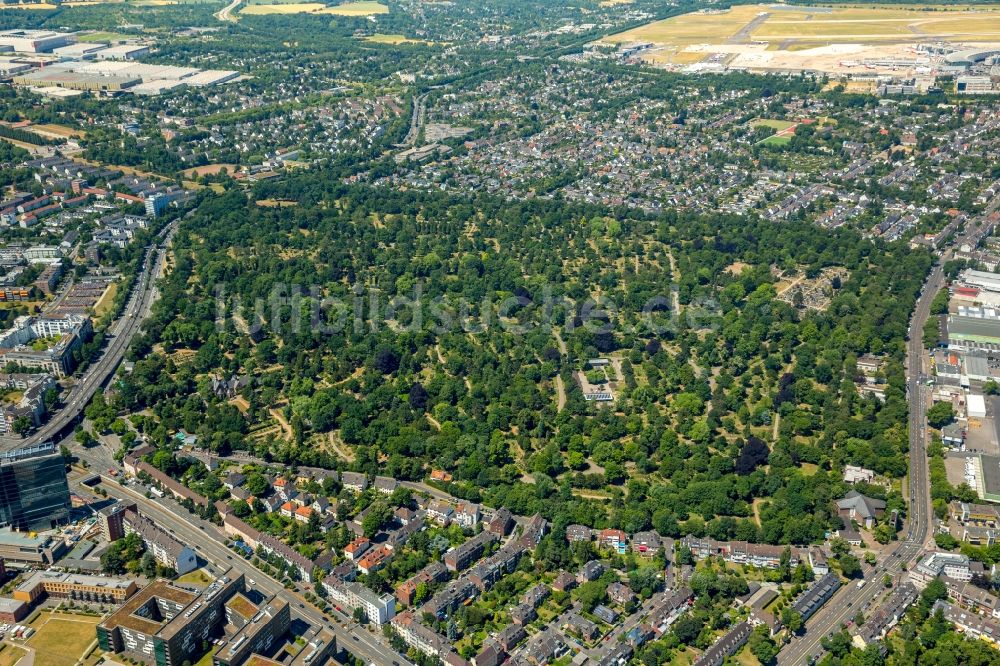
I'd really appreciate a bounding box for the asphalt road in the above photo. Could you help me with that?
[97,477,414,666]
[15,221,177,448]
[778,213,997,665]
[216,0,242,22]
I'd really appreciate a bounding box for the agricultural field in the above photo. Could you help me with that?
[242,0,386,15]
[27,123,85,139]
[241,2,325,14]
[255,198,298,207]
[180,163,237,178]
[320,0,386,14]
[604,4,1000,67]
[364,33,425,44]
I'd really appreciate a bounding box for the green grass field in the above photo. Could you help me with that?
[0,645,27,666]
[26,612,102,666]
[761,135,792,147]
[364,33,429,44]
[751,119,796,132]
[175,568,212,585]
[76,31,129,42]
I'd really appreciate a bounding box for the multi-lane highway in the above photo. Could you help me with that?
[216,0,242,22]
[778,213,997,665]
[17,221,177,448]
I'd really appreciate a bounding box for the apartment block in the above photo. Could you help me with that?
[97,572,245,666]
[213,595,290,666]
[123,509,199,575]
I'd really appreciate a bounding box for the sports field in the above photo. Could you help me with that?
[242,0,386,15]
[607,3,1000,64]
[751,119,796,132]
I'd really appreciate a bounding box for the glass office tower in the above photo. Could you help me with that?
[0,443,70,531]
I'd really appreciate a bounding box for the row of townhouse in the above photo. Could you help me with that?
[215,501,328,583]
[682,535,832,575]
[396,561,448,606]
[943,576,1000,619]
[125,453,208,508]
[443,531,497,572]
[390,611,469,666]
[934,600,1000,647]
[854,582,919,648]
[122,509,199,575]
[682,536,799,569]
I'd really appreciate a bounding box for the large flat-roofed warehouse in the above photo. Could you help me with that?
[73,61,200,80]
[0,60,32,78]
[94,44,150,61]
[97,572,245,666]
[52,42,109,59]
[183,70,239,86]
[947,315,1000,349]
[132,80,188,96]
[13,69,139,92]
[0,30,70,54]
[958,269,1000,293]
[978,455,1000,503]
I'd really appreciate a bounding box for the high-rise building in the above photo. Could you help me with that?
[145,194,167,218]
[0,442,70,531]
